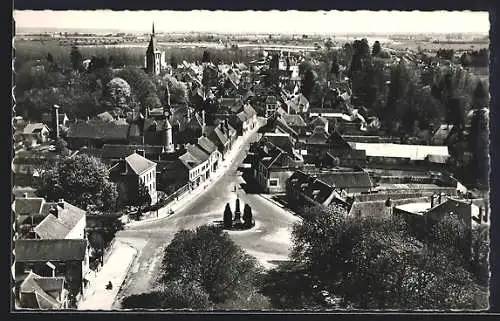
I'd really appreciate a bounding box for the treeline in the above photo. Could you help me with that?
[14,40,260,71]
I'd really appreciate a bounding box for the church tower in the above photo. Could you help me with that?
[163,119,175,153]
[146,22,162,75]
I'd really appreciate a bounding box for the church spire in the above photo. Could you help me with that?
[152,21,155,36]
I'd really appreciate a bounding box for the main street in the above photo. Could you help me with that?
[113,130,300,307]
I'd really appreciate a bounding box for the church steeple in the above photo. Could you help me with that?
[152,21,155,36]
[145,21,162,75]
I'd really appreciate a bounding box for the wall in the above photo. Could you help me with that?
[268,169,296,193]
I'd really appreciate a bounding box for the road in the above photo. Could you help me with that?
[113,131,300,308]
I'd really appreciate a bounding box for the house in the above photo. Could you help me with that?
[260,133,296,154]
[197,136,221,173]
[280,114,307,135]
[285,93,310,114]
[430,124,459,145]
[309,116,329,133]
[228,104,258,136]
[21,123,50,147]
[179,144,211,189]
[66,120,142,150]
[286,170,350,213]
[205,120,237,158]
[301,168,374,194]
[259,114,299,139]
[393,196,488,260]
[124,152,158,205]
[13,196,87,241]
[255,142,304,193]
[264,95,281,118]
[12,149,60,187]
[15,239,90,297]
[17,271,68,309]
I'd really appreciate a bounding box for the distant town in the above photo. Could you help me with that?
[12,17,490,312]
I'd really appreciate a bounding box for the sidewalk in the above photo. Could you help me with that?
[78,241,137,310]
[126,123,261,228]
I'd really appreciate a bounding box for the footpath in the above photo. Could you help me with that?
[77,241,137,310]
[125,122,262,228]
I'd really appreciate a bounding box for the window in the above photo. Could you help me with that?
[269,179,279,187]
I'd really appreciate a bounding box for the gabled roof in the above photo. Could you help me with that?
[23,123,48,135]
[243,104,257,118]
[15,239,88,262]
[282,114,306,127]
[310,116,328,127]
[197,136,217,154]
[307,127,329,144]
[313,171,373,190]
[286,93,310,113]
[34,214,71,239]
[262,133,294,153]
[186,143,210,162]
[20,272,64,309]
[57,201,86,230]
[125,152,156,175]
[178,151,203,170]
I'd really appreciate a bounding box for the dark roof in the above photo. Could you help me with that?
[313,171,373,190]
[82,144,165,160]
[265,96,278,104]
[430,124,455,145]
[197,136,217,154]
[178,151,203,170]
[186,144,210,162]
[67,120,131,140]
[14,198,44,215]
[262,133,294,153]
[307,127,329,144]
[125,152,157,175]
[310,116,328,127]
[15,239,88,262]
[146,32,158,55]
[20,272,64,309]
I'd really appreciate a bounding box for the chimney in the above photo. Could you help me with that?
[58,198,64,209]
[136,149,146,157]
[49,205,58,218]
[430,194,435,208]
[202,110,206,126]
[478,206,483,223]
[438,192,442,204]
[23,193,28,198]
[187,108,191,122]
[53,104,60,139]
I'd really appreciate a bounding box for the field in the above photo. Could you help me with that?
[384,40,489,52]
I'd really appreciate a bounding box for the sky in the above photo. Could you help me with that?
[14,10,490,35]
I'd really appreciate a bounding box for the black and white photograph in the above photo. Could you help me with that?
[11,9,491,311]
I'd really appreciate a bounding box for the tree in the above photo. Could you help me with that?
[202,50,211,63]
[89,56,109,71]
[301,68,317,101]
[159,225,262,304]
[234,198,241,222]
[102,77,132,111]
[372,41,381,56]
[161,75,189,105]
[116,66,162,112]
[170,55,178,69]
[289,205,487,309]
[70,44,84,72]
[324,38,334,51]
[46,52,54,63]
[243,204,253,228]
[223,203,233,228]
[36,154,118,212]
[330,53,340,79]
[54,137,70,156]
[131,181,152,211]
[121,281,212,309]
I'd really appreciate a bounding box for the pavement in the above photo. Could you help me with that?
[111,119,299,308]
[78,241,137,310]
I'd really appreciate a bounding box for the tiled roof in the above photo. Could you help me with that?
[125,152,157,175]
[313,171,373,190]
[310,116,328,126]
[15,239,87,262]
[178,151,203,170]
[186,144,210,162]
[20,272,64,309]
[14,198,44,215]
[82,144,165,160]
[262,133,294,153]
[282,114,307,127]
[34,214,70,239]
[197,136,217,154]
[57,201,86,230]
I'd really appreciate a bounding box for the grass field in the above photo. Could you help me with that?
[385,40,489,52]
